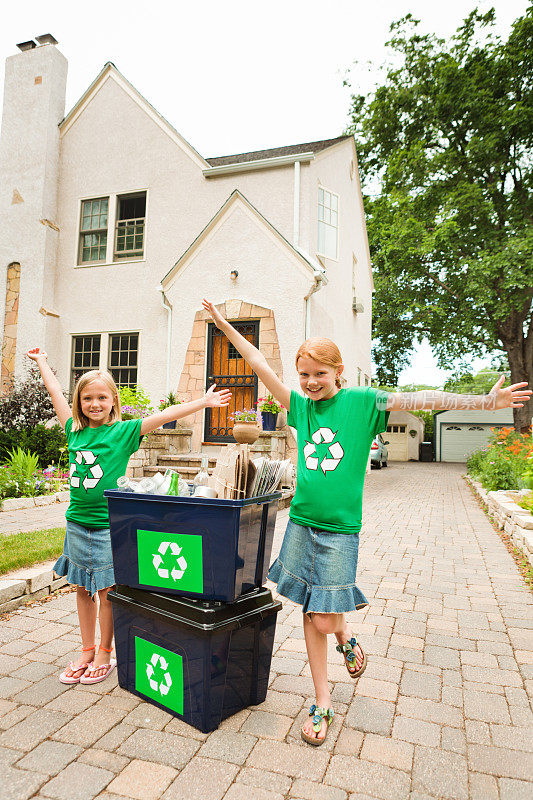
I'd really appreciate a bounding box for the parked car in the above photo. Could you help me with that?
[370,434,389,468]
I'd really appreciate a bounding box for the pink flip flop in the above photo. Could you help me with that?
[79,646,116,684]
[59,645,96,684]
[79,658,116,684]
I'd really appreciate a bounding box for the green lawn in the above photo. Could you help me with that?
[0,527,65,575]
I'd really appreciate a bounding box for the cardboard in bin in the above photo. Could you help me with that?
[109,585,282,732]
[104,490,281,602]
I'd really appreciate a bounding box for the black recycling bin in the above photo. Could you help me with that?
[104,490,281,602]
[419,442,434,462]
[109,585,282,733]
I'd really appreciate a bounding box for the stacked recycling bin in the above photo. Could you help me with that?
[105,489,282,733]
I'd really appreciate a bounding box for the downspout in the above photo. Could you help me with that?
[304,272,326,339]
[293,160,300,245]
[159,285,172,394]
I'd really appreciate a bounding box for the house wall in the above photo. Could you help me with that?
[306,141,373,387]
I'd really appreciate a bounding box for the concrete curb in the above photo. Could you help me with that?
[467,477,533,566]
[0,561,68,614]
[0,489,70,512]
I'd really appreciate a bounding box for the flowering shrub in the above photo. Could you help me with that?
[467,427,533,491]
[118,386,153,420]
[256,395,284,415]
[158,391,180,411]
[230,409,261,423]
[0,448,68,500]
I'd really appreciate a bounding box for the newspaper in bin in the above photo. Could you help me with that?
[210,444,291,499]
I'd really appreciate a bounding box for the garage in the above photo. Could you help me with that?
[441,423,497,462]
[385,423,408,460]
[434,409,515,462]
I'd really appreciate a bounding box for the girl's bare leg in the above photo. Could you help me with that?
[63,586,97,678]
[302,612,332,741]
[90,588,115,677]
[302,612,364,741]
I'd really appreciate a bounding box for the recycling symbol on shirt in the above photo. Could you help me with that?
[70,450,104,492]
[146,652,172,696]
[303,427,344,474]
[152,541,188,581]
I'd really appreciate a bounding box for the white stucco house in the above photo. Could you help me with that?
[0,37,375,454]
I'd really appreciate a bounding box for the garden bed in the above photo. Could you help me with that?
[467,478,533,566]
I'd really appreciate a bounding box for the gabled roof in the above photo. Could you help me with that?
[206,135,351,166]
[59,62,209,170]
[161,189,326,289]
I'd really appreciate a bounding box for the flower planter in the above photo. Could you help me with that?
[261,412,278,432]
[232,422,261,445]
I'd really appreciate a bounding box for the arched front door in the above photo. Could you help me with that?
[204,320,259,442]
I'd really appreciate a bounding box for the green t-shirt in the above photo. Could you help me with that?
[65,417,144,528]
[287,387,389,534]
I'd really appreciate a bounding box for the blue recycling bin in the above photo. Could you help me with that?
[104,490,281,602]
[109,585,282,732]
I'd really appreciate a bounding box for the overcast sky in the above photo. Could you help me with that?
[1,0,528,385]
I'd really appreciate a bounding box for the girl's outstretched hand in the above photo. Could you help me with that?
[26,347,47,362]
[202,299,226,329]
[204,384,232,408]
[487,375,532,409]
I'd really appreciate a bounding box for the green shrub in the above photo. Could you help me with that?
[0,364,58,428]
[466,448,488,478]
[0,425,67,468]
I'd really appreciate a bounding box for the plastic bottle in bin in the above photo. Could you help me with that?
[193,455,210,488]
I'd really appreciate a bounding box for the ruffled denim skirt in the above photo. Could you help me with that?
[268,519,368,614]
[54,520,116,597]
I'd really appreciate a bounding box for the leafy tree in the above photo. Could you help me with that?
[346,7,533,430]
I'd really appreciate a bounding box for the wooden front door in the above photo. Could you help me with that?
[204,321,259,442]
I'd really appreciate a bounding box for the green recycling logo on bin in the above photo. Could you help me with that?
[152,541,188,581]
[135,637,183,715]
[146,651,172,696]
[137,529,204,593]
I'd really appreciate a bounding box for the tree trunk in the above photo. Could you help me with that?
[505,337,533,433]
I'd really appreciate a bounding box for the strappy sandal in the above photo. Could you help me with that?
[336,635,367,679]
[79,645,116,685]
[59,645,95,684]
[301,704,334,746]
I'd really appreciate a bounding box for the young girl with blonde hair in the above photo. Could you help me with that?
[202,299,530,745]
[27,348,231,685]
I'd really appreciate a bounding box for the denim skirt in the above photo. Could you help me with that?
[267,519,368,614]
[54,520,116,596]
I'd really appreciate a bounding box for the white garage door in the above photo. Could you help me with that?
[441,424,499,462]
[385,423,408,461]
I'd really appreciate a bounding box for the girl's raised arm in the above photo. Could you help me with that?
[26,348,71,429]
[202,299,291,411]
[140,384,232,436]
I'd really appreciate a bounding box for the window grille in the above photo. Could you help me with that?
[108,333,139,386]
[114,193,146,260]
[317,187,339,259]
[79,198,108,264]
[71,335,101,394]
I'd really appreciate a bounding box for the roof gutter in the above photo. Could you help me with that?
[203,151,315,178]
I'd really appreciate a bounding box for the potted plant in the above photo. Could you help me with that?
[158,391,181,429]
[230,409,262,444]
[256,394,284,431]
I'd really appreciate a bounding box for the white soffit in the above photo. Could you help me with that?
[59,63,209,170]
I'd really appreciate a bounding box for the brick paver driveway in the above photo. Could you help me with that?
[0,462,531,799]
